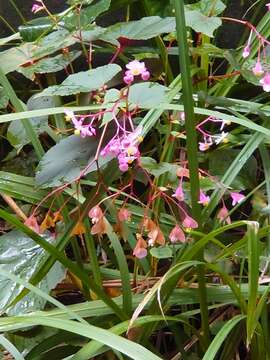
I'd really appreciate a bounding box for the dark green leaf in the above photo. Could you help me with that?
[35,134,113,187]
[7,96,55,151]
[19,17,55,42]
[64,0,111,31]
[209,149,258,189]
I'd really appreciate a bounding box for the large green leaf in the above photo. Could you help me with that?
[35,134,113,187]
[128,82,169,109]
[7,96,55,151]
[64,0,111,30]
[185,9,222,37]
[37,64,121,97]
[0,230,64,316]
[18,51,81,80]
[102,16,176,45]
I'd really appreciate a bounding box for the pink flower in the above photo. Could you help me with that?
[102,127,142,172]
[169,225,186,243]
[242,45,250,58]
[64,109,95,137]
[141,70,150,81]
[217,205,231,225]
[124,60,150,84]
[260,72,270,92]
[88,205,103,224]
[266,3,270,11]
[182,215,198,229]
[133,234,148,259]
[31,2,44,13]
[252,61,264,76]
[118,208,131,222]
[231,192,245,206]
[123,72,134,84]
[172,184,184,201]
[198,190,210,206]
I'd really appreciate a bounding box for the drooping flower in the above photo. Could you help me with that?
[231,192,245,206]
[252,61,264,76]
[124,60,150,84]
[169,225,186,243]
[88,205,106,235]
[144,218,165,246]
[133,234,148,259]
[217,205,231,224]
[24,215,40,233]
[260,72,270,92]
[182,214,198,229]
[266,3,270,11]
[172,183,184,201]
[118,208,131,222]
[242,45,250,58]
[198,190,210,206]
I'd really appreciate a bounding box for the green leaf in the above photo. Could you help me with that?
[187,0,226,16]
[0,230,64,316]
[129,82,169,109]
[19,17,55,42]
[18,51,81,80]
[140,157,178,178]
[150,246,173,259]
[102,16,176,45]
[32,29,78,59]
[185,9,222,37]
[37,64,121,97]
[7,96,55,151]
[202,315,245,360]
[64,0,111,31]
[35,134,113,187]
[0,317,163,360]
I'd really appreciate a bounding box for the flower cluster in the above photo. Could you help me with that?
[241,13,270,92]
[123,60,150,84]
[101,126,143,172]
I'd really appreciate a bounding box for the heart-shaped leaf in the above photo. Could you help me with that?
[36,134,113,187]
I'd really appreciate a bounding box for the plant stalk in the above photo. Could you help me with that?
[174,0,210,349]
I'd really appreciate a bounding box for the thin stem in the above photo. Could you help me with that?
[174,0,210,350]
